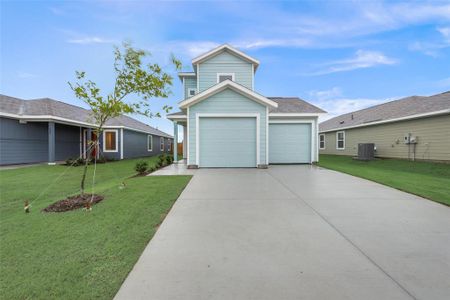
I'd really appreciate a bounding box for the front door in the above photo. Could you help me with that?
[82,129,99,159]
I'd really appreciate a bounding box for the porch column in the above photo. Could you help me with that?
[173,121,178,162]
[183,125,187,159]
[48,122,55,165]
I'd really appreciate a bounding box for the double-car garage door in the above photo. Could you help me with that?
[198,117,311,167]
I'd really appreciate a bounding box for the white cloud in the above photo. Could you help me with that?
[409,26,450,56]
[67,36,116,44]
[309,87,342,100]
[307,50,397,75]
[17,71,37,79]
[233,38,311,49]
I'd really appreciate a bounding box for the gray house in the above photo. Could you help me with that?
[319,91,450,161]
[0,95,174,165]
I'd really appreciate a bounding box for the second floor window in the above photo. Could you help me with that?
[217,73,235,83]
[187,88,196,97]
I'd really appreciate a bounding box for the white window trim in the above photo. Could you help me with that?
[187,88,196,97]
[319,134,325,150]
[196,113,260,167]
[147,135,153,152]
[103,129,118,152]
[216,72,235,83]
[160,137,164,151]
[336,131,345,150]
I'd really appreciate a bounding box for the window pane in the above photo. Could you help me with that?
[105,132,116,150]
[338,141,344,148]
[219,75,233,82]
[148,136,152,150]
[338,132,343,140]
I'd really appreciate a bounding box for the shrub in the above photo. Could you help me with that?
[66,157,87,167]
[134,161,148,174]
[148,166,156,173]
[166,155,173,165]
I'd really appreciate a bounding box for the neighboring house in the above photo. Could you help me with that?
[0,95,173,165]
[319,91,450,162]
[167,44,326,168]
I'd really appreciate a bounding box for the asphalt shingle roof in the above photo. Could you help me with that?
[319,91,450,132]
[268,97,326,113]
[0,95,173,138]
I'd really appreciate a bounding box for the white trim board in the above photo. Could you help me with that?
[179,80,278,109]
[120,128,124,159]
[195,113,260,167]
[319,109,450,133]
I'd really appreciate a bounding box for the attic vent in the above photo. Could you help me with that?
[339,121,345,124]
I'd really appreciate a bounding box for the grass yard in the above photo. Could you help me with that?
[0,157,192,299]
[318,155,450,206]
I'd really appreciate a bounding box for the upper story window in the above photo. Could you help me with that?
[336,131,345,150]
[319,134,325,150]
[217,73,235,83]
[187,88,196,98]
[103,130,118,152]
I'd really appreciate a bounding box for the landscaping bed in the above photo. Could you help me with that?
[42,194,104,212]
[317,154,450,206]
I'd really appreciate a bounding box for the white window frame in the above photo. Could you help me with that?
[216,72,235,83]
[336,131,345,150]
[319,134,325,150]
[168,139,171,151]
[187,88,196,98]
[103,129,118,152]
[147,135,153,152]
[160,137,164,151]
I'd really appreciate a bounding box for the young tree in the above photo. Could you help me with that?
[69,42,181,196]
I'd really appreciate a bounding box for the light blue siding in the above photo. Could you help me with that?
[189,88,267,166]
[199,117,256,167]
[269,123,311,163]
[198,51,253,92]
[184,77,197,99]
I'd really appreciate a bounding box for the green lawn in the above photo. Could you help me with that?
[0,158,192,299]
[317,155,450,206]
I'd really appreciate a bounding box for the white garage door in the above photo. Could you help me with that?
[198,117,257,167]
[269,123,311,164]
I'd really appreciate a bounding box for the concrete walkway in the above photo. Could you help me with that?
[115,165,450,300]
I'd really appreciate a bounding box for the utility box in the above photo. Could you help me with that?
[356,143,375,161]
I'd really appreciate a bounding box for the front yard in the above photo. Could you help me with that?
[0,158,191,299]
[317,155,450,206]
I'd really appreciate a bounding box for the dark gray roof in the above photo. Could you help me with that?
[268,97,326,113]
[0,95,172,138]
[319,91,450,132]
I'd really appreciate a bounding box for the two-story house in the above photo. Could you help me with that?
[167,44,326,168]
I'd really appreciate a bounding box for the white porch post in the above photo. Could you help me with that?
[183,125,187,159]
[173,121,178,162]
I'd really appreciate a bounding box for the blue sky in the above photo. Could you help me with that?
[1,0,450,136]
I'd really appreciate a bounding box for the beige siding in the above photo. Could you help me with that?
[319,114,450,161]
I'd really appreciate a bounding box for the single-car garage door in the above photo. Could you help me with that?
[199,117,257,167]
[269,123,311,164]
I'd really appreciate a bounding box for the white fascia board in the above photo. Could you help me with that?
[167,115,187,120]
[319,109,450,133]
[269,113,324,117]
[191,44,259,70]
[178,72,196,82]
[179,80,278,109]
[0,112,173,138]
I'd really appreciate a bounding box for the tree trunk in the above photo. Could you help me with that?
[80,139,92,196]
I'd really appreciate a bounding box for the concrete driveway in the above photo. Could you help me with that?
[115,165,450,300]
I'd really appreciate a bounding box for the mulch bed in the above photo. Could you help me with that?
[42,194,104,213]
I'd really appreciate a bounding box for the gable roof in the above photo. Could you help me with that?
[0,95,173,138]
[319,91,450,133]
[178,80,278,109]
[191,44,260,70]
[268,97,326,114]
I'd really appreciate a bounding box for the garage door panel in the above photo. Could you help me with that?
[199,117,256,167]
[269,123,311,164]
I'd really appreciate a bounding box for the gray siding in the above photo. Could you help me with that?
[319,114,450,161]
[0,117,48,165]
[55,124,80,161]
[0,118,82,164]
